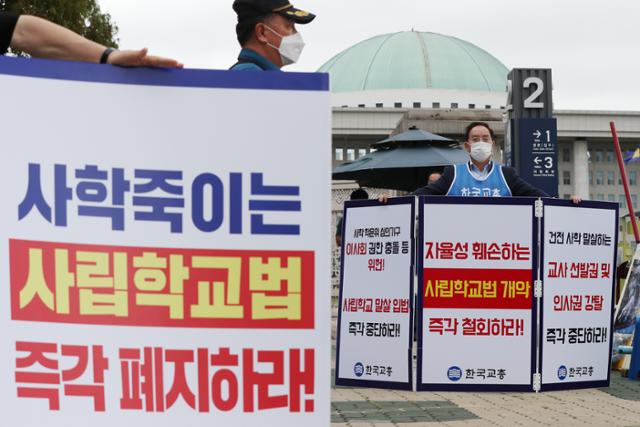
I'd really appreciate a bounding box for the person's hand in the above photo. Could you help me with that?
[570,195,582,204]
[378,194,390,204]
[108,48,184,68]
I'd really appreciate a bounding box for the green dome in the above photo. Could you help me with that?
[318,31,508,93]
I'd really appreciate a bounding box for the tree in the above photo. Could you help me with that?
[0,0,119,50]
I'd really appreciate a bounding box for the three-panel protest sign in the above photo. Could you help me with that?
[336,196,618,392]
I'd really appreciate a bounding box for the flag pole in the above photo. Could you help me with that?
[611,121,640,243]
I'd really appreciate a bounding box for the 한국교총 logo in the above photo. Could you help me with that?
[354,362,364,377]
[447,366,462,381]
[557,365,567,380]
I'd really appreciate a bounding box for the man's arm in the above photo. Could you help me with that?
[502,166,549,197]
[10,15,182,68]
[412,166,454,196]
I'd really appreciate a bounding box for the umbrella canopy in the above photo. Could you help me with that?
[333,126,469,192]
[333,145,469,191]
[373,126,457,148]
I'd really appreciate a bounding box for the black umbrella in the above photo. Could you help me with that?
[373,127,457,148]
[333,126,469,192]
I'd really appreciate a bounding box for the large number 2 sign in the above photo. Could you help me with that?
[523,77,544,109]
[505,73,547,112]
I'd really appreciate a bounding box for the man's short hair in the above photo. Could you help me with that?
[350,189,369,200]
[465,121,495,141]
[236,13,276,45]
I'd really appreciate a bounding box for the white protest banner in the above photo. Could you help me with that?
[0,56,331,426]
[417,197,537,391]
[335,198,414,390]
[539,199,617,390]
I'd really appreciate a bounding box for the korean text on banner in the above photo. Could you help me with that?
[539,199,618,390]
[335,198,415,390]
[0,57,331,426]
[418,197,537,391]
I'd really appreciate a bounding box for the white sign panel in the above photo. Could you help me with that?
[335,198,414,390]
[540,200,617,390]
[0,57,331,425]
[418,197,536,391]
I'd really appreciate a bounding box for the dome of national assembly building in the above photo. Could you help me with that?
[318,31,508,109]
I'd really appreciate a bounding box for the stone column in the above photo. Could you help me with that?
[572,139,590,198]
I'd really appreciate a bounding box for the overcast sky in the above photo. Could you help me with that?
[98,0,639,111]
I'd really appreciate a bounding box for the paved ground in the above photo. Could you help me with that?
[330,319,640,426]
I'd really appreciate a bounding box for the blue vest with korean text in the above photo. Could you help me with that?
[447,163,512,197]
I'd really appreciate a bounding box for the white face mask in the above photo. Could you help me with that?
[469,141,493,163]
[264,25,305,66]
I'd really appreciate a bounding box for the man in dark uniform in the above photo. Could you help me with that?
[0,11,181,67]
[230,0,315,71]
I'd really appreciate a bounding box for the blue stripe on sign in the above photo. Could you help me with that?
[249,200,301,211]
[251,174,300,196]
[0,56,329,91]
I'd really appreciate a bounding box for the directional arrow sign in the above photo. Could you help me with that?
[516,118,558,197]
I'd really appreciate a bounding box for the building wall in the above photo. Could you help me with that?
[330,88,507,111]
[557,139,640,206]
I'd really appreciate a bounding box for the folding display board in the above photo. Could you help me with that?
[338,196,618,393]
[335,197,415,390]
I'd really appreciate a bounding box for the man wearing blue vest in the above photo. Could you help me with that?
[230,0,315,71]
[379,121,581,202]
[415,122,548,197]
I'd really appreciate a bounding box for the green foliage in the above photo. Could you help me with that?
[0,0,119,49]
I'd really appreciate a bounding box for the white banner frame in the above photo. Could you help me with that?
[416,196,539,392]
[334,197,415,390]
[0,56,331,426]
[538,198,618,391]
